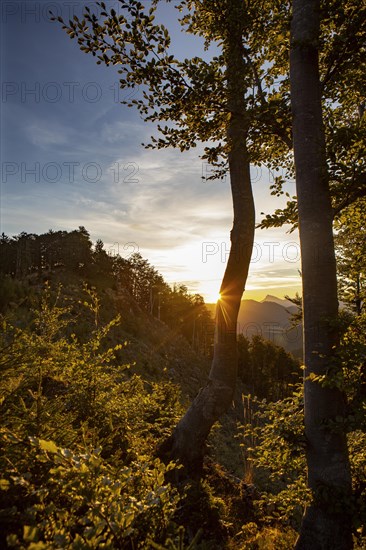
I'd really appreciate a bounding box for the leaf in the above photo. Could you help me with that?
[0,479,10,490]
[123,512,135,528]
[23,525,39,542]
[39,439,58,454]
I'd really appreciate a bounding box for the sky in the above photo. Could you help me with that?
[0,0,302,303]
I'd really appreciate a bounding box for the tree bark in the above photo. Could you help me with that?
[166,148,254,476]
[161,1,255,476]
[290,1,353,548]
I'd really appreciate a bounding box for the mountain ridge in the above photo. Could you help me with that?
[261,294,295,308]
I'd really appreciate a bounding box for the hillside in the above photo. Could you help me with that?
[1,274,210,401]
[1,229,365,549]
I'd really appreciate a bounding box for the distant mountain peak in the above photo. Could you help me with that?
[261,294,294,307]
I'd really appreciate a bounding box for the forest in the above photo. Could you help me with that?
[1,0,365,548]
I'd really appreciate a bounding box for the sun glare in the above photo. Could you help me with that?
[204,290,222,304]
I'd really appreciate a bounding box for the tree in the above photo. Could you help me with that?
[238,334,300,401]
[290,0,353,547]
[53,0,297,473]
[92,238,114,276]
[0,233,17,276]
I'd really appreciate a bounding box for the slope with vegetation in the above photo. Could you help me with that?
[1,227,365,548]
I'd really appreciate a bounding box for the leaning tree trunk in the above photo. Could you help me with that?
[162,3,255,476]
[290,1,353,548]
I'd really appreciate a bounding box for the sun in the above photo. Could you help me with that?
[204,290,222,304]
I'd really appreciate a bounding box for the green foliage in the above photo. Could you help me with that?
[6,0,366,542]
[0,285,185,548]
[237,319,366,539]
[239,388,309,530]
[335,199,366,314]
[239,369,366,540]
[348,430,366,544]
[0,274,29,313]
[232,522,297,549]
[3,437,179,549]
[303,310,366,431]
[256,0,366,229]
[238,334,301,401]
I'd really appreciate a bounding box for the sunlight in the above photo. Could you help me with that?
[204,289,222,303]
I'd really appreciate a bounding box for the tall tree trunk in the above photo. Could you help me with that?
[290,1,353,548]
[161,1,255,476]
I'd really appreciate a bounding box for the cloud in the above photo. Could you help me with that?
[25,123,71,148]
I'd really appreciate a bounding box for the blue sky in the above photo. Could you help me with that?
[0,0,301,302]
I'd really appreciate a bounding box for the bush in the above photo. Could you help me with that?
[0,284,184,548]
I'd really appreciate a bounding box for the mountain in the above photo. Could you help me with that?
[206,298,303,358]
[261,294,296,309]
